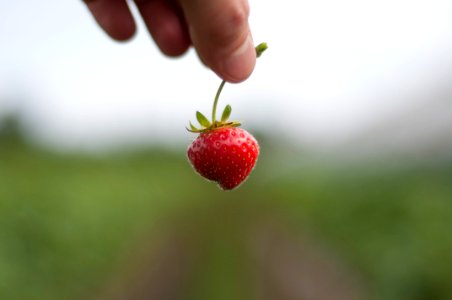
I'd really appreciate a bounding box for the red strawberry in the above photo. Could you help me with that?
[186,42,267,190]
[187,127,259,190]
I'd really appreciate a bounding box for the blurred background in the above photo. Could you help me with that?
[1,0,452,299]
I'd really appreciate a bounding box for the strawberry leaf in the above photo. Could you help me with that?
[221,105,232,122]
[196,111,211,128]
[189,121,199,131]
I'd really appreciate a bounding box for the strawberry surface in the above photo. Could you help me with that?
[187,127,259,190]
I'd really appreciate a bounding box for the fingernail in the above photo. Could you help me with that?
[222,35,255,83]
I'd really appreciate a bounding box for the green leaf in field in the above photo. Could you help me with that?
[196,111,211,128]
[221,105,232,122]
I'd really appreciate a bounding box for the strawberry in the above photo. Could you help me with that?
[186,43,267,190]
[187,127,259,190]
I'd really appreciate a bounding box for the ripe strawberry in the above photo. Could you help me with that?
[186,43,267,190]
[187,127,259,190]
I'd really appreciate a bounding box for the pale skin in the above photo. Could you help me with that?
[83,0,256,83]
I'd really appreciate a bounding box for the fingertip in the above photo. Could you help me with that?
[108,18,136,41]
[161,39,191,57]
[217,34,256,83]
[86,0,136,42]
[136,0,191,57]
[151,19,191,57]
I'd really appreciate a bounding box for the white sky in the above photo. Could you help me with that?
[2,0,452,152]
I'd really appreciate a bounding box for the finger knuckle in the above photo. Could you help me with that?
[208,2,250,46]
[227,3,249,30]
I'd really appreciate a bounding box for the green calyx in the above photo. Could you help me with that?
[187,42,268,133]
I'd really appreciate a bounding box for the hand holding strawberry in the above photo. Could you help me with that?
[187,43,267,190]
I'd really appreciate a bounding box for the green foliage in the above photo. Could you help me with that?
[189,121,199,132]
[196,111,211,128]
[0,138,451,300]
[221,105,232,122]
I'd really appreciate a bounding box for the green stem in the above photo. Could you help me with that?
[212,80,226,123]
[211,42,268,124]
[255,42,268,57]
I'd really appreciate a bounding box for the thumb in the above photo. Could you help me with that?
[179,0,256,83]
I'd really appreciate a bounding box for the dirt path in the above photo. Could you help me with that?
[97,200,367,300]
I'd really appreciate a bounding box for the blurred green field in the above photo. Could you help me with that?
[1,127,452,300]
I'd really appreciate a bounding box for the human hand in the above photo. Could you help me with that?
[83,0,256,83]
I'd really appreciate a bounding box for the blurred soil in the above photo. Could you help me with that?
[98,200,367,300]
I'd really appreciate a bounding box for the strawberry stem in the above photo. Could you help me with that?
[212,80,226,124]
[210,43,268,125]
[255,42,268,57]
